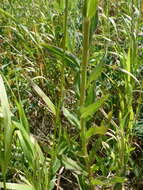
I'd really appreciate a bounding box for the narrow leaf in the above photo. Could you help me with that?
[26,76,56,115]
[41,43,80,71]
[81,95,109,120]
[87,0,98,19]
[86,63,103,88]
[0,182,35,190]
[63,107,80,129]
[91,179,104,185]
[86,125,108,141]
[62,156,87,175]
[118,67,140,84]
[89,11,98,41]
[0,8,16,21]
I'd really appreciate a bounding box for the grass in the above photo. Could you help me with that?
[0,0,143,189]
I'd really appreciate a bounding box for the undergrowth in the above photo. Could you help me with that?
[0,0,143,190]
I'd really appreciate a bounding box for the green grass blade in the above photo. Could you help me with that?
[26,76,56,115]
[0,7,16,21]
[126,48,131,82]
[14,121,44,169]
[41,43,80,71]
[62,156,87,176]
[86,0,98,19]
[63,107,80,129]
[118,67,140,84]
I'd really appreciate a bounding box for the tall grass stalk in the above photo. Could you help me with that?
[48,0,68,188]
[80,17,90,156]
[80,8,93,190]
[56,0,68,134]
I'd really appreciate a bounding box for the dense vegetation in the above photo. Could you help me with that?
[0,0,143,189]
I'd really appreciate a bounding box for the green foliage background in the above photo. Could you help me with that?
[0,0,143,189]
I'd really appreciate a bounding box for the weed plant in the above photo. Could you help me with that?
[0,0,143,190]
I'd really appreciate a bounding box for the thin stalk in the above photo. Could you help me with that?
[48,0,68,188]
[80,18,90,107]
[56,0,68,135]
[3,174,7,190]
[80,18,90,156]
[80,17,94,189]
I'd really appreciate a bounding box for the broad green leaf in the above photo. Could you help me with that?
[86,125,108,141]
[62,107,80,129]
[0,182,35,190]
[41,43,80,71]
[81,95,109,120]
[87,0,98,19]
[26,76,56,115]
[86,63,103,88]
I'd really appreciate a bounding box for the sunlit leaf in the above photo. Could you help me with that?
[87,0,98,19]
[91,178,104,185]
[0,182,35,190]
[118,67,140,84]
[110,176,125,184]
[26,76,56,115]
